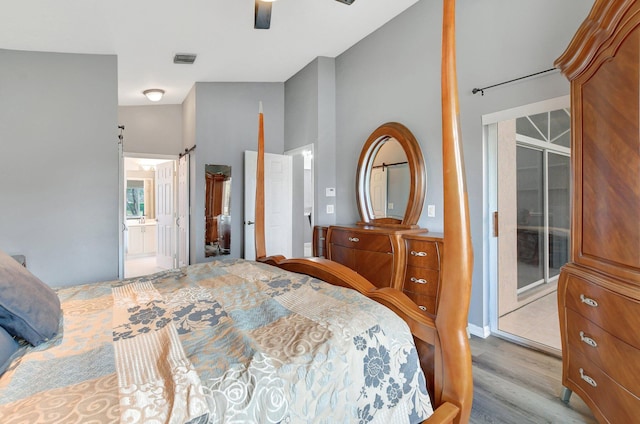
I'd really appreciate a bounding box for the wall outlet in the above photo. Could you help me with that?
[427,204,436,217]
[326,204,334,214]
[388,202,394,210]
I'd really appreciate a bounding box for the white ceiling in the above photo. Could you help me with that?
[1,0,419,105]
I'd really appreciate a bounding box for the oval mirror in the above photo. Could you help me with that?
[356,122,426,227]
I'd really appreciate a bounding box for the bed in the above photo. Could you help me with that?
[0,1,473,423]
[0,258,432,423]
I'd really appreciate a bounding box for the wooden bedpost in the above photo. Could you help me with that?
[438,0,474,423]
[255,102,266,260]
[255,2,474,422]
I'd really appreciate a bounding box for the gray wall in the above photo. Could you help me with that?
[330,0,592,330]
[285,57,337,229]
[0,49,118,287]
[118,105,183,155]
[191,82,285,262]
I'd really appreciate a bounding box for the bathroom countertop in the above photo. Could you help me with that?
[126,219,157,226]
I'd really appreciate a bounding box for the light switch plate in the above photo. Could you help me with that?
[326,187,336,197]
[427,205,436,217]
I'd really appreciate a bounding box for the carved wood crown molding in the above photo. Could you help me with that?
[555,0,639,81]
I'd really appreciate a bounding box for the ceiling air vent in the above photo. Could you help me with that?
[173,54,197,64]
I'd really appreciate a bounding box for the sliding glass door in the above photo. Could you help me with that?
[515,110,571,294]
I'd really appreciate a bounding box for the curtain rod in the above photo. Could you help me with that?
[472,68,556,96]
[372,160,408,169]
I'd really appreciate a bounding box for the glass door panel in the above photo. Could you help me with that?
[516,146,545,291]
[548,153,570,278]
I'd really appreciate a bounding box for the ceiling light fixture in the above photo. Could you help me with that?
[143,89,165,102]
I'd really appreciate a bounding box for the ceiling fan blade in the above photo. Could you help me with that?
[255,0,272,30]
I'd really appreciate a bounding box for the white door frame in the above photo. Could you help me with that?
[483,96,569,348]
[121,152,182,275]
[285,144,315,257]
[118,140,124,279]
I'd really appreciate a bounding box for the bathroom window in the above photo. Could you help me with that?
[126,180,145,218]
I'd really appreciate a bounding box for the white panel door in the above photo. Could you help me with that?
[177,155,189,267]
[244,151,292,260]
[156,161,175,269]
[370,167,387,218]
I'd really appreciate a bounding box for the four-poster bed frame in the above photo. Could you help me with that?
[253,1,474,423]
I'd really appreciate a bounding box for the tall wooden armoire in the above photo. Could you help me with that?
[555,1,640,422]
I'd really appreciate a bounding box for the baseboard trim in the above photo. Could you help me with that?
[468,323,491,338]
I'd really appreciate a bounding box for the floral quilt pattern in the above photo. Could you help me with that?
[0,258,433,424]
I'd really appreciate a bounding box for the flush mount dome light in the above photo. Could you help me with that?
[143,89,165,102]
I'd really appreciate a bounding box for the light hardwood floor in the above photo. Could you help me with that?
[469,335,596,424]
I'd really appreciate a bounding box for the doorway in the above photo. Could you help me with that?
[121,155,187,278]
[485,96,571,354]
[286,145,315,257]
[243,150,293,260]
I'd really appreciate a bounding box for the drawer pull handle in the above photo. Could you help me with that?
[580,294,598,308]
[411,251,428,257]
[410,277,428,285]
[348,237,359,242]
[418,305,428,312]
[579,331,598,348]
[579,368,597,388]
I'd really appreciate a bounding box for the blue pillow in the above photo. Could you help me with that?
[0,325,19,374]
[0,250,61,346]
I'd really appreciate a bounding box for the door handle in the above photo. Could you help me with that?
[246,221,255,225]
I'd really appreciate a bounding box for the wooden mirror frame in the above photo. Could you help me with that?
[356,122,426,227]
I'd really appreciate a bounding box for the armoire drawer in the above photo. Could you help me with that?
[565,275,640,349]
[329,229,392,253]
[405,239,440,269]
[566,349,640,424]
[566,308,640,395]
[403,291,436,315]
[403,266,439,296]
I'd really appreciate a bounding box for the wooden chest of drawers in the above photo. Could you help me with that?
[312,226,328,258]
[402,235,443,314]
[559,266,640,422]
[326,226,441,310]
[327,226,397,289]
[326,225,431,290]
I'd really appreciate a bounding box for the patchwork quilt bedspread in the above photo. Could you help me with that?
[0,259,433,423]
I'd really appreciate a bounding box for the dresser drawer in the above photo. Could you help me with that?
[566,308,640,395]
[403,291,436,315]
[565,275,640,349]
[405,239,440,269]
[329,229,392,253]
[566,349,640,423]
[403,266,439,296]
